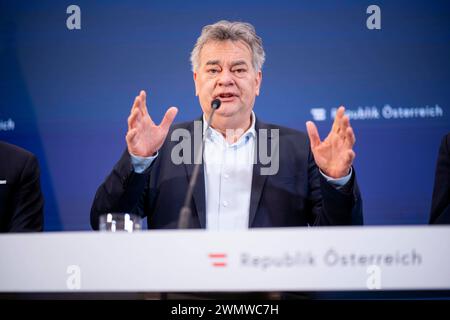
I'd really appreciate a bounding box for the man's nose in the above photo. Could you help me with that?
[217,69,234,86]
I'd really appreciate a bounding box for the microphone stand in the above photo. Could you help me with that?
[178,100,221,229]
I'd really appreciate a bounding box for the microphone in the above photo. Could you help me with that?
[211,98,221,110]
[178,99,221,228]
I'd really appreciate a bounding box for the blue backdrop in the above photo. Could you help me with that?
[1,0,449,230]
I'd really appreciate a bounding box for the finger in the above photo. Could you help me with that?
[332,106,345,133]
[338,115,350,139]
[340,150,355,172]
[130,96,140,116]
[138,90,156,126]
[126,128,138,144]
[127,108,140,131]
[139,90,149,117]
[344,126,356,149]
[159,107,178,132]
[346,149,356,164]
[349,149,355,160]
[336,107,347,133]
[134,94,144,117]
[306,121,321,149]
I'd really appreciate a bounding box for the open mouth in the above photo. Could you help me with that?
[216,93,237,102]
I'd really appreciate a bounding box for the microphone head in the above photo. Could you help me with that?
[211,99,221,110]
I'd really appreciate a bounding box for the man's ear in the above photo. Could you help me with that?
[255,71,262,96]
[193,72,199,96]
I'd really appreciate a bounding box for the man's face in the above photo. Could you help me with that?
[193,40,262,125]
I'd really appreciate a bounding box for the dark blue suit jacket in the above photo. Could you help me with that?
[0,141,44,232]
[429,133,450,224]
[91,118,363,229]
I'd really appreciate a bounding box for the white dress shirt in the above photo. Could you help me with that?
[203,113,256,230]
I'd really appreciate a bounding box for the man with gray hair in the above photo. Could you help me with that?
[91,20,363,230]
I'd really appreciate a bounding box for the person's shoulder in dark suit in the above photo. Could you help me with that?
[0,141,44,232]
[429,133,450,224]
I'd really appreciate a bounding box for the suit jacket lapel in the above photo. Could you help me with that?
[248,119,270,227]
[183,118,206,228]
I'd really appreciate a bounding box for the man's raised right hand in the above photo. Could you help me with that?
[126,90,178,157]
